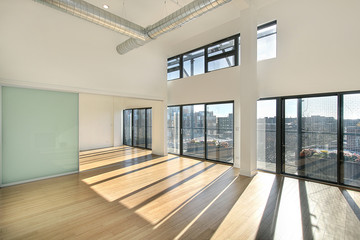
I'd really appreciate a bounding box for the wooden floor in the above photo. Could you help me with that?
[1,146,360,239]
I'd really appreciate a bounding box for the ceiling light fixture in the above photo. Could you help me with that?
[103,4,109,9]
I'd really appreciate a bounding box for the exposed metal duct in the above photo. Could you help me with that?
[116,0,232,55]
[116,38,151,56]
[34,0,146,41]
[147,0,232,39]
[34,0,232,55]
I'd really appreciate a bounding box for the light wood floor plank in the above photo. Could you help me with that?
[1,146,360,239]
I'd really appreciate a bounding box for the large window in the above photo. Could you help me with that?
[182,105,205,159]
[133,109,146,148]
[183,49,205,78]
[123,108,152,149]
[146,109,152,149]
[343,93,360,188]
[167,102,234,164]
[284,96,338,182]
[167,34,240,81]
[206,103,234,163]
[167,106,180,154]
[167,57,181,80]
[257,20,277,61]
[207,37,239,72]
[124,109,132,146]
[257,91,360,189]
[257,100,277,172]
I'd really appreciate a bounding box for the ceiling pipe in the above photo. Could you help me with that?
[116,0,232,55]
[34,0,147,41]
[34,0,232,55]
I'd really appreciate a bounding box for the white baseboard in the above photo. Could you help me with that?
[0,171,78,187]
[239,169,258,177]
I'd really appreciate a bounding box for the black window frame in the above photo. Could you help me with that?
[182,48,205,78]
[257,20,277,38]
[167,56,182,80]
[167,100,235,165]
[123,107,152,150]
[167,34,240,81]
[257,89,360,190]
[257,20,277,61]
[206,35,239,72]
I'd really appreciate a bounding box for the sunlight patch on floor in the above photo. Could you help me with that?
[80,150,151,171]
[81,155,170,185]
[87,158,197,203]
[133,164,231,224]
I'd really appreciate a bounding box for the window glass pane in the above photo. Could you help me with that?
[208,56,235,72]
[257,24,276,38]
[284,96,338,182]
[238,36,241,65]
[257,100,276,172]
[182,105,205,158]
[208,39,235,58]
[133,109,146,148]
[206,103,233,163]
[257,22,277,61]
[183,49,204,78]
[167,57,180,80]
[124,110,132,146]
[167,106,180,154]
[146,109,152,149]
[343,94,360,187]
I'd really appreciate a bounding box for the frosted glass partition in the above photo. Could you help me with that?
[2,87,79,185]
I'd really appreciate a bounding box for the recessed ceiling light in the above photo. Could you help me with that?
[103,4,109,9]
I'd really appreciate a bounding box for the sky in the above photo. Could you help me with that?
[257,94,360,120]
[189,103,233,117]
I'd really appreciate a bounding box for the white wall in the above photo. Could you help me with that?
[0,0,167,101]
[167,0,360,176]
[79,93,115,151]
[0,86,2,186]
[121,98,167,156]
[79,93,167,155]
[167,11,259,176]
[257,0,360,98]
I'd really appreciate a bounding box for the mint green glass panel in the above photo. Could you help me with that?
[2,87,79,185]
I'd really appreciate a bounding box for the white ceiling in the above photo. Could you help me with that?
[86,0,194,27]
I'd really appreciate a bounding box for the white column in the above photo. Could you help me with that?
[238,5,258,177]
[0,85,2,186]
[113,97,124,147]
[152,100,168,156]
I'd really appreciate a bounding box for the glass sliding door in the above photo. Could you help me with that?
[123,108,151,149]
[206,103,234,163]
[146,109,152,149]
[182,105,205,158]
[167,106,180,154]
[284,96,338,182]
[343,94,360,187]
[257,100,277,172]
[133,109,146,148]
[2,87,79,185]
[123,110,132,146]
